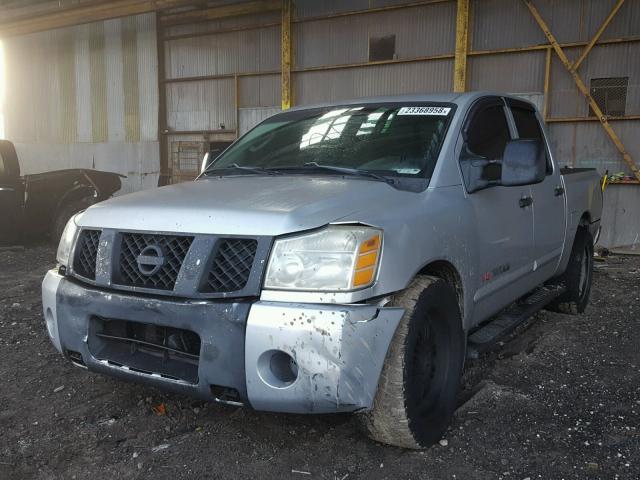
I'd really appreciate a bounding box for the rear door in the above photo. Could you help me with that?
[506,99,566,282]
[0,140,24,244]
[460,98,537,322]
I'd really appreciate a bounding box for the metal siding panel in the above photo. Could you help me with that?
[165,25,279,79]
[548,52,584,118]
[546,120,639,173]
[75,24,93,143]
[2,13,159,193]
[239,74,280,107]
[122,16,141,142]
[468,51,546,92]
[601,0,640,39]
[471,0,547,51]
[294,0,370,19]
[136,13,159,142]
[104,18,126,143]
[238,107,281,135]
[294,60,453,105]
[166,79,236,131]
[294,3,455,69]
[164,11,281,37]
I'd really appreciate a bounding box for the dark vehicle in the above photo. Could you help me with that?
[0,140,122,245]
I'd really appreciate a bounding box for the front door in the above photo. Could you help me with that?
[460,98,536,323]
[507,99,566,282]
[0,141,24,245]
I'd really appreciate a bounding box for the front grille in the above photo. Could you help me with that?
[73,229,101,280]
[203,239,257,293]
[116,233,193,290]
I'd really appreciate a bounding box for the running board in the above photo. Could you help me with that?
[466,284,566,359]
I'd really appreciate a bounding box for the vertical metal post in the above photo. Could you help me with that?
[281,0,292,110]
[156,12,170,186]
[234,74,240,138]
[543,47,551,121]
[453,0,469,93]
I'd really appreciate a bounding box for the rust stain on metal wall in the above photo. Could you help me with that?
[89,22,107,143]
[122,16,141,142]
[57,29,77,144]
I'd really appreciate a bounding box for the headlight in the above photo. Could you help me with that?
[264,226,382,291]
[56,213,81,266]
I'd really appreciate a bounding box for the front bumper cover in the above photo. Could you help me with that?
[42,270,404,413]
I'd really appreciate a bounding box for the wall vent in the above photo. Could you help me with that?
[589,77,628,117]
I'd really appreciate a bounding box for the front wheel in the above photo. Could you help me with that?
[358,276,465,449]
[546,228,594,315]
[51,196,95,245]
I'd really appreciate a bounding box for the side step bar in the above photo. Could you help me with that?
[466,284,566,359]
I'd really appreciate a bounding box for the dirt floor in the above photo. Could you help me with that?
[0,245,638,480]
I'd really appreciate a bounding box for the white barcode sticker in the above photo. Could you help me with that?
[397,106,451,116]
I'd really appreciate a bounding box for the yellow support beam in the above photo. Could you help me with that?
[524,0,640,182]
[453,0,470,92]
[573,0,625,70]
[281,0,292,110]
[543,47,551,120]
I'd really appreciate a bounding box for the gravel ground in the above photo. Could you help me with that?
[0,245,638,480]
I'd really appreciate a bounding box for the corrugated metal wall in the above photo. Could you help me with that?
[2,13,159,193]
[2,0,639,246]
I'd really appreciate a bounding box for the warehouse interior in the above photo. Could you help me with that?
[0,0,638,247]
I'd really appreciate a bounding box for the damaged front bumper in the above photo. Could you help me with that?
[42,270,404,413]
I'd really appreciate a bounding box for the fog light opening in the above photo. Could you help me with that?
[257,350,299,388]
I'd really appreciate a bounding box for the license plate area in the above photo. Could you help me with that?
[88,316,201,384]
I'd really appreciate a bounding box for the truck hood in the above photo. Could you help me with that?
[79,175,413,236]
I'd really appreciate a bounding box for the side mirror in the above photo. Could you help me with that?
[459,144,501,193]
[501,139,546,186]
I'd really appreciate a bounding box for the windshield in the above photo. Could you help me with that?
[205,103,454,180]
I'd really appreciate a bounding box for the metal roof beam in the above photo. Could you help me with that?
[0,0,198,38]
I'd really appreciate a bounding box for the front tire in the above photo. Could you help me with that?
[546,228,594,315]
[51,196,95,245]
[359,276,465,449]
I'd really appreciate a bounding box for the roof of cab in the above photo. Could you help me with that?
[285,91,536,113]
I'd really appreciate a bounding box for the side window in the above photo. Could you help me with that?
[0,152,5,178]
[511,106,552,174]
[465,105,511,161]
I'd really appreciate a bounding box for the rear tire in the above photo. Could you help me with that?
[51,197,94,245]
[358,276,465,449]
[546,228,593,315]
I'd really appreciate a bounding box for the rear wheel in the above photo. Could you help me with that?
[358,276,465,449]
[546,228,593,315]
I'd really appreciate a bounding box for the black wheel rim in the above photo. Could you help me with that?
[409,309,448,416]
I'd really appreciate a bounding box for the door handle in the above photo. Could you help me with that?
[519,196,533,208]
[554,185,565,196]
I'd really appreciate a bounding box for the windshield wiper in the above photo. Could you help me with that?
[303,162,394,185]
[206,163,282,176]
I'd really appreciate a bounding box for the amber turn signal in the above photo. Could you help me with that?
[352,233,381,288]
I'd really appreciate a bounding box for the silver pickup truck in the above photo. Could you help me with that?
[42,92,602,449]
